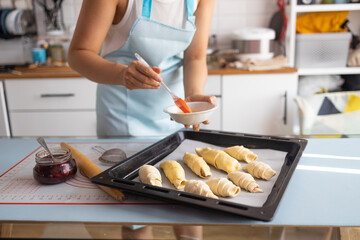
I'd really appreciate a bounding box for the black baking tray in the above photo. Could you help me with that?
[91,129,307,221]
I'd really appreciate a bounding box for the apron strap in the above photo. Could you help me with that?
[142,0,194,19]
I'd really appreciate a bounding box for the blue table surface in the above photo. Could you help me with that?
[0,137,359,226]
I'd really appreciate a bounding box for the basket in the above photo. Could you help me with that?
[295,32,352,68]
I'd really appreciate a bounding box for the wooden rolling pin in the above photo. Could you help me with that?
[61,142,125,201]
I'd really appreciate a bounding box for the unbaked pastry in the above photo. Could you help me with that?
[138,165,162,187]
[227,171,263,193]
[242,161,276,180]
[195,147,240,173]
[206,177,240,197]
[184,180,218,199]
[183,152,212,179]
[160,160,186,189]
[224,145,258,163]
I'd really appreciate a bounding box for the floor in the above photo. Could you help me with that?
[1,223,359,239]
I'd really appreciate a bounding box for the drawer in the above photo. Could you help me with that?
[10,111,97,137]
[5,78,97,110]
[204,75,221,96]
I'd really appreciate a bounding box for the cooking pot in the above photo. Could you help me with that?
[231,28,275,61]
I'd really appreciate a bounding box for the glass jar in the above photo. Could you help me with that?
[33,147,77,185]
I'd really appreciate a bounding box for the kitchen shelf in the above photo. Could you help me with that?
[295,3,360,13]
[298,67,360,76]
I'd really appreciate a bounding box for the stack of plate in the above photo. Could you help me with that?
[0,9,36,37]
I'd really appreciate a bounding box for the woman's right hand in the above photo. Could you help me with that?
[121,61,162,90]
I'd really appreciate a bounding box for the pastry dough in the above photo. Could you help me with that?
[206,178,240,197]
[242,161,276,180]
[183,152,212,179]
[138,165,162,187]
[227,172,263,193]
[184,180,218,199]
[195,147,240,173]
[160,160,186,189]
[224,145,258,163]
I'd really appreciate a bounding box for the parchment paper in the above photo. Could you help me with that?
[134,139,287,207]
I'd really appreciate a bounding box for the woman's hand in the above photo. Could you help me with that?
[121,61,162,90]
[184,94,216,131]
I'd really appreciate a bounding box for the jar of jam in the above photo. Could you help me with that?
[33,147,77,185]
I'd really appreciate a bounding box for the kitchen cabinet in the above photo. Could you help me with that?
[222,73,298,136]
[287,0,360,76]
[4,78,97,137]
[202,75,222,131]
[0,81,10,137]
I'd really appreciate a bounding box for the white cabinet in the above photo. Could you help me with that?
[222,73,298,136]
[0,81,10,137]
[4,78,97,137]
[202,75,222,131]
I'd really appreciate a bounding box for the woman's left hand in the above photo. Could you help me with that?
[184,94,216,131]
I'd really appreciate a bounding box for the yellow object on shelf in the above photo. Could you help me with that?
[296,11,349,34]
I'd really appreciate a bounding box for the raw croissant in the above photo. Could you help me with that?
[183,152,212,179]
[224,145,258,163]
[184,180,218,199]
[138,165,162,187]
[242,161,276,180]
[195,147,240,173]
[160,160,186,189]
[227,172,263,193]
[206,178,240,197]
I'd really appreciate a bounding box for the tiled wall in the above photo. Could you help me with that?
[211,0,278,48]
[34,0,279,48]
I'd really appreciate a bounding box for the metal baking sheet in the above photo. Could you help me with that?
[92,130,307,221]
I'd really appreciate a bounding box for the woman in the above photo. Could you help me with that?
[68,0,216,137]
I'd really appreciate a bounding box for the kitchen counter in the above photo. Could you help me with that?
[0,66,298,79]
[0,136,359,227]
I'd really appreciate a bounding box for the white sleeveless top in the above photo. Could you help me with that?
[101,0,198,57]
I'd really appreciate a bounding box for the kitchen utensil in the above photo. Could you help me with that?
[92,145,127,165]
[92,130,307,221]
[163,101,217,125]
[134,53,192,113]
[269,0,288,41]
[61,142,125,201]
[36,137,55,163]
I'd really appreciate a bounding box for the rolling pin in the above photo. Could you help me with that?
[60,142,125,201]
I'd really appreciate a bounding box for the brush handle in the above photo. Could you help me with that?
[134,53,179,100]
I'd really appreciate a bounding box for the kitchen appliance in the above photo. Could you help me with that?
[0,36,35,65]
[298,0,315,4]
[231,28,275,61]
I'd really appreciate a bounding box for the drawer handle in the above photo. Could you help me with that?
[40,93,75,98]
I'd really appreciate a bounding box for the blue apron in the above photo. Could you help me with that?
[97,0,196,136]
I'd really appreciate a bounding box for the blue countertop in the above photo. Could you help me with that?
[0,137,359,226]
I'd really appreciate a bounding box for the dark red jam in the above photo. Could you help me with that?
[33,148,77,185]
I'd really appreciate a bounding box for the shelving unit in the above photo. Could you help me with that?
[287,0,360,75]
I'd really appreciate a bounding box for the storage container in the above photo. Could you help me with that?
[295,32,351,68]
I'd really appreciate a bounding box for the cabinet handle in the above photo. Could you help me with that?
[283,91,287,125]
[40,93,75,98]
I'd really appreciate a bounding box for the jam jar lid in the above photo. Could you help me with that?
[35,147,71,165]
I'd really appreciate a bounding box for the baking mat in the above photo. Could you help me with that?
[0,142,165,204]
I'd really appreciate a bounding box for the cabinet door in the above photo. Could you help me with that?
[222,73,297,135]
[202,75,222,131]
[0,81,10,137]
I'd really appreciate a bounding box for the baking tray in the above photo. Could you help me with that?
[91,130,307,221]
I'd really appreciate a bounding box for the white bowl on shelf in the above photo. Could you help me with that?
[163,102,218,126]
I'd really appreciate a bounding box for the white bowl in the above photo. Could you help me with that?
[164,102,218,125]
